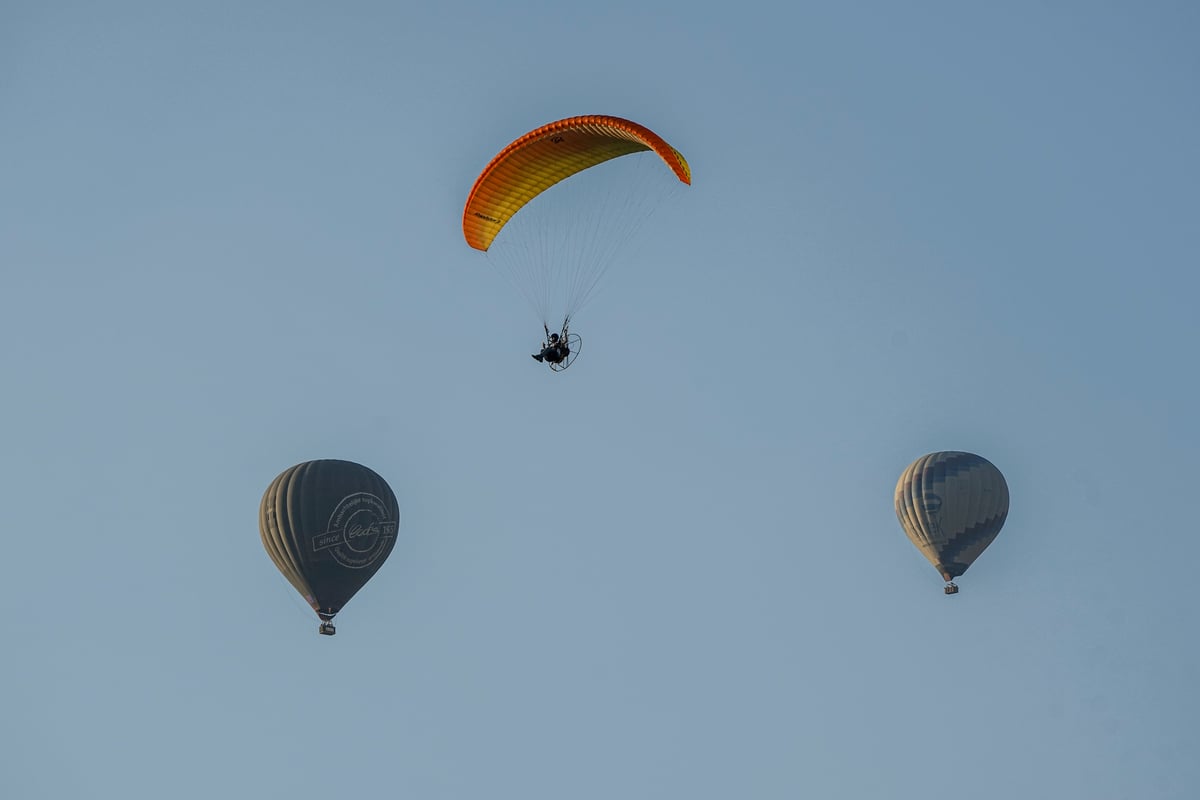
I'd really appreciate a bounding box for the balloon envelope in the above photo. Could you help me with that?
[259,459,400,622]
[894,451,1009,582]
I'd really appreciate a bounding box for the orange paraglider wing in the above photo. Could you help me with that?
[463,115,691,252]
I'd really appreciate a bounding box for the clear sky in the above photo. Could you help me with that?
[3,2,1198,798]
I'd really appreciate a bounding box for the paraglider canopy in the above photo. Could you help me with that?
[463,114,691,251]
[463,114,691,331]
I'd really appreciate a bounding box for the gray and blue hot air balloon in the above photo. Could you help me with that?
[260,459,401,635]
[894,452,1009,594]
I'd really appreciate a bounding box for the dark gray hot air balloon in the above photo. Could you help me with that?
[260,459,400,634]
[894,451,1009,594]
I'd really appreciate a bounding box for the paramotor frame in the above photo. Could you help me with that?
[548,333,582,372]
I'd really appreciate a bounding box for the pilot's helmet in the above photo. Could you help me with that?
[549,333,559,342]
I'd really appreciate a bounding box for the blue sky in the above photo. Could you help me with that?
[3,2,1198,797]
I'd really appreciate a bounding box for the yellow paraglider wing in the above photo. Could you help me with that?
[463,115,691,252]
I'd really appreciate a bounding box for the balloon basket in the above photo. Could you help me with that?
[319,621,337,636]
[943,583,959,595]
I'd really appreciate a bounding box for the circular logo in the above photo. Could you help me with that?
[312,492,398,569]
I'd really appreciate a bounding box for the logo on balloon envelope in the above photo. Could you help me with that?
[312,492,398,569]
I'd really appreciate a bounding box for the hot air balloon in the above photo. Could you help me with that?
[259,459,400,634]
[463,114,691,370]
[894,451,1009,594]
